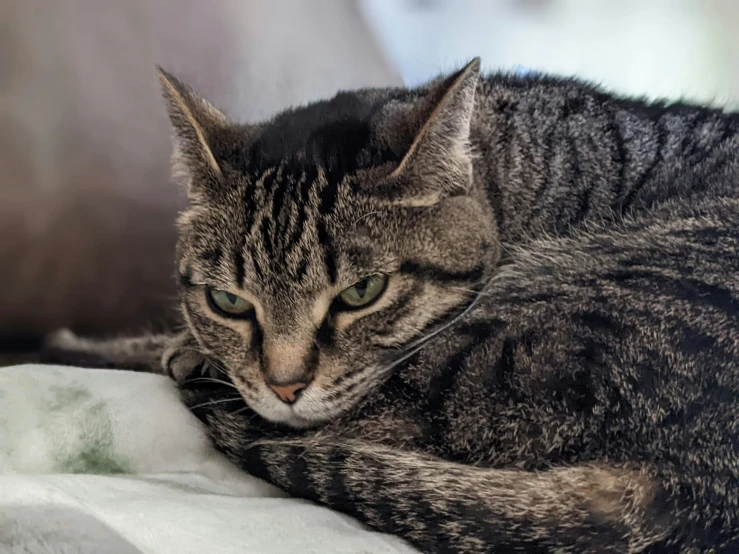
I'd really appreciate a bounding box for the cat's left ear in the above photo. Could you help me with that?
[388,58,480,206]
[157,67,228,200]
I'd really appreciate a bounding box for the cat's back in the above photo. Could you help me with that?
[468,72,739,241]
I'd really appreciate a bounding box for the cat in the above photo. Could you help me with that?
[43,58,739,553]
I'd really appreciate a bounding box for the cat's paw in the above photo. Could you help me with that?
[161,335,210,383]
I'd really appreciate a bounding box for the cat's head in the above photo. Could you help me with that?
[159,59,499,428]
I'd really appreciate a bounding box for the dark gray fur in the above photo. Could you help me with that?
[44,59,739,553]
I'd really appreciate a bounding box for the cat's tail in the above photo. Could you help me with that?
[228,437,681,553]
[40,328,178,374]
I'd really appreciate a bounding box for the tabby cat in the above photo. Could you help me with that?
[44,58,739,553]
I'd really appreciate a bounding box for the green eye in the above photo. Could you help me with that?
[338,274,388,309]
[207,288,253,317]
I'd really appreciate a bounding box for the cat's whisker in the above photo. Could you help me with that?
[392,277,493,355]
[230,405,251,417]
[175,346,231,377]
[449,285,487,296]
[353,211,382,225]
[340,278,495,393]
[186,377,240,390]
[204,359,231,377]
[188,396,243,411]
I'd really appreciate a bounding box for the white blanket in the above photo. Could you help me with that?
[0,365,417,554]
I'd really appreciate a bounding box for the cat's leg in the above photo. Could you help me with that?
[198,426,674,553]
[41,329,205,380]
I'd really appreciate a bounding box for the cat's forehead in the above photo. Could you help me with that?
[234,91,405,175]
[185,171,371,296]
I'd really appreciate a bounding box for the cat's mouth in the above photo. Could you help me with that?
[183,369,327,430]
[233,379,333,429]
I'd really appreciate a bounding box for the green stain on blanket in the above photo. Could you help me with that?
[46,385,132,475]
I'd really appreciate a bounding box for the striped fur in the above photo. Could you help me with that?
[44,60,739,552]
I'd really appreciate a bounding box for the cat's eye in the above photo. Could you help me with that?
[207,288,253,317]
[337,274,388,309]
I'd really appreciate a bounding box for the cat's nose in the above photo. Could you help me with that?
[268,380,308,404]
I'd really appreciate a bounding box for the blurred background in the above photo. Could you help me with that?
[2,0,739,352]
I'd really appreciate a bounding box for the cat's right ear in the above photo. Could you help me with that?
[157,67,227,200]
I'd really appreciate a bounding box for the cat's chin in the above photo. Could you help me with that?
[280,414,323,430]
[256,408,324,430]
[248,397,330,430]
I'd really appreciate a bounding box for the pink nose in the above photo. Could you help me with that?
[268,382,308,404]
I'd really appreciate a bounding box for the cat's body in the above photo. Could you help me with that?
[45,60,739,552]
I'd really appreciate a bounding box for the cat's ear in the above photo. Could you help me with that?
[388,58,480,206]
[157,67,228,199]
